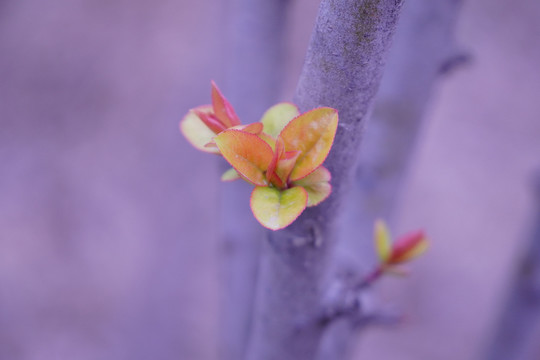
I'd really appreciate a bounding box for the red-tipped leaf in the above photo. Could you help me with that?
[193,109,227,134]
[211,81,241,127]
[389,230,429,264]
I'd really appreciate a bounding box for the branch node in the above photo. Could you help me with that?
[318,274,369,328]
[291,219,324,247]
[291,236,311,247]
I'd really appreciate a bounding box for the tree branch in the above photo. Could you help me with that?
[245,1,404,359]
[483,170,540,360]
[317,267,399,328]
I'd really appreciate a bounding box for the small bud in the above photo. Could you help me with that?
[373,219,428,274]
[388,230,428,265]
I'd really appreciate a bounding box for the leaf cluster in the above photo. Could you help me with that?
[180,82,338,230]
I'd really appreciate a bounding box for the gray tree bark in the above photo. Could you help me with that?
[318,0,461,360]
[318,0,464,358]
[245,1,404,359]
[484,171,540,360]
[219,1,290,360]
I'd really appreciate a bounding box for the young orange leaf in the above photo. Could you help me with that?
[180,105,220,154]
[269,172,285,189]
[250,186,308,230]
[211,81,240,127]
[292,166,332,206]
[266,137,285,185]
[214,130,273,186]
[241,122,264,135]
[374,219,392,263]
[258,132,277,151]
[275,150,301,185]
[279,107,338,181]
[230,123,264,135]
[221,167,240,182]
[260,102,300,138]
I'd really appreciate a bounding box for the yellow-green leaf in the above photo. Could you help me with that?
[260,102,300,138]
[214,130,273,186]
[279,107,338,181]
[179,105,220,154]
[250,186,308,230]
[374,219,391,263]
[292,166,332,206]
[221,168,240,182]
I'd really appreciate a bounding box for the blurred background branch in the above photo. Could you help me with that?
[319,0,464,358]
[483,170,540,360]
[218,0,290,359]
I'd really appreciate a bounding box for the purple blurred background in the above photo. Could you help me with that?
[1,0,539,359]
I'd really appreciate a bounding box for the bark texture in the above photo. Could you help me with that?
[218,1,290,360]
[245,1,404,359]
[319,0,463,358]
[484,172,540,360]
